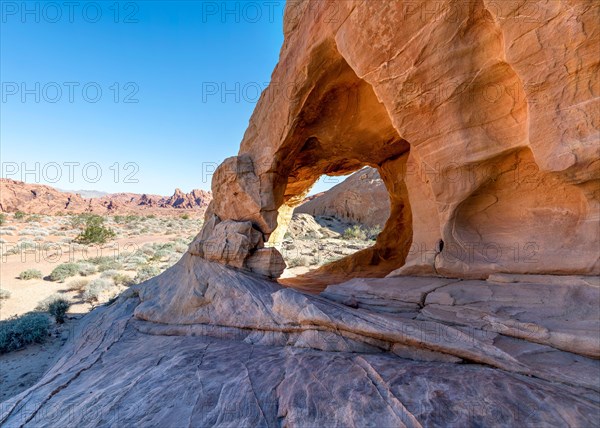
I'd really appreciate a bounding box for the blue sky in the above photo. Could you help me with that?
[1,1,348,195]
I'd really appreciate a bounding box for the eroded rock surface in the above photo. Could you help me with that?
[2,261,599,427]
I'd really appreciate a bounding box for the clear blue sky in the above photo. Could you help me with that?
[1,1,347,195]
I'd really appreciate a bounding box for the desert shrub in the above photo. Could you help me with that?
[87,256,117,265]
[20,228,48,236]
[141,245,155,256]
[35,294,63,311]
[342,225,368,241]
[17,240,36,248]
[0,313,50,353]
[100,269,119,279]
[0,289,11,300]
[366,225,382,240]
[123,254,147,266]
[18,269,43,280]
[48,299,71,323]
[101,270,133,287]
[151,249,173,262]
[82,279,114,303]
[0,230,14,236]
[74,216,116,245]
[288,256,310,268]
[66,278,89,292]
[134,265,160,283]
[113,273,134,286]
[0,213,5,226]
[25,215,41,223]
[174,242,188,253]
[49,263,81,282]
[97,260,123,272]
[180,214,190,220]
[78,263,97,276]
[14,211,26,220]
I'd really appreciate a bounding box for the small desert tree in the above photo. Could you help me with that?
[74,215,116,245]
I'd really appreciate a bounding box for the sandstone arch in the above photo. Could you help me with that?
[191,0,598,287]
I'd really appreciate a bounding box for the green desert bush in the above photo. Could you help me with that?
[74,216,116,244]
[342,225,368,241]
[0,289,11,300]
[134,265,160,283]
[18,269,43,280]
[0,313,50,353]
[0,213,5,226]
[49,262,80,282]
[14,211,26,220]
[82,278,113,303]
[48,298,71,323]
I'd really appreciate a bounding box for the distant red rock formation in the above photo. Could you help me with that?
[0,179,212,216]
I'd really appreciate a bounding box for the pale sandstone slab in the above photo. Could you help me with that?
[321,277,458,314]
[2,293,598,428]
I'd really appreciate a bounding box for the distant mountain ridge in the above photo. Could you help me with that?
[0,179,212,216]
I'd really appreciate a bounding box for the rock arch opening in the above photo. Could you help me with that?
[260,45,414,291]
[273,167,391,281]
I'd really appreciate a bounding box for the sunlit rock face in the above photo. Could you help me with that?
[295,167,391,229]
[195,0,599,282]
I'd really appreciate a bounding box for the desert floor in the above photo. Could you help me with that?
[0,211,377,400]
